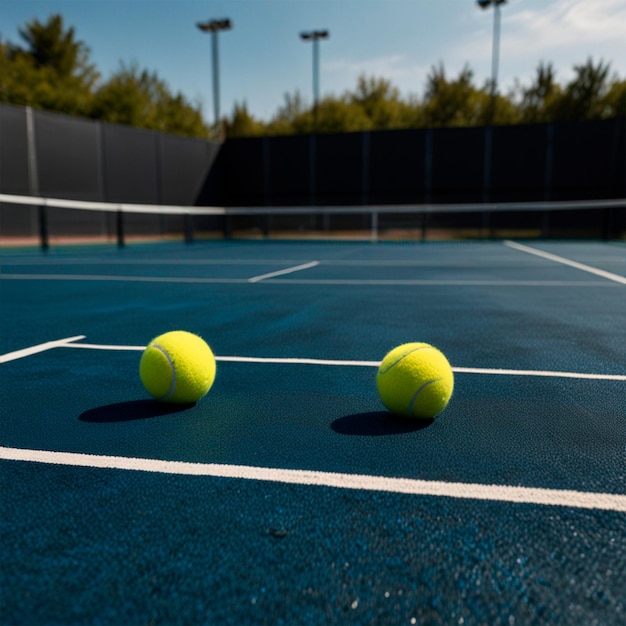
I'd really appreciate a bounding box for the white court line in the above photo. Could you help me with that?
[504,240,626,285]
[262,279,613,287]
[217,355,379,367]
[452,366,626,381]
[3,339,624,380]
[60,343,626,380]
[0,258,308,266]
[248,260,320,283]
[0,274,249,284]
[1,446,624,512]
[0,336,86,364]
[0,274,614,287]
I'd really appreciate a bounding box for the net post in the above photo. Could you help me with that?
[184,213,194,244]
[38,204,49,252]
[116,209,125,248]
[370,210,378,242]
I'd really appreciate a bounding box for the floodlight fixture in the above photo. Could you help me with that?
[300,30,330,131]
[477,0,506,8]
[197,18,233,129]
[197,18,233,32]
[300,30,329,41]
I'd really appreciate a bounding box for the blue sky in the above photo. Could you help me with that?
[2,0,625,123]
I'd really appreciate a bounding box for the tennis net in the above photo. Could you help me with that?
[1,193,624,249]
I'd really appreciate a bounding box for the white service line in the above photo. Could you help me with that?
[67,342,145,351]
[453,366,626,381]
[0,274,249,284]
[1,446,624,512]
[248,260,320,283]
[4,340,624,380]
[504,240,626,285]
[0,335,86,364]
[0,274,616,287]
[59,343,626,380]
[217,355,380,367]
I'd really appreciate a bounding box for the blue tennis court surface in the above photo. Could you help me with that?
[1,239,625,625]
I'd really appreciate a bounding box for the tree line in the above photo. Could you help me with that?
[2,14,624,140]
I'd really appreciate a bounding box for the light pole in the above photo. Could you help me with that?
[197,18,232,130]
[300,30,329,131]
[477,0,506,124]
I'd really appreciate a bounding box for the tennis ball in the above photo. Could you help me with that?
[376,342,454,419]
[139,331,216,404]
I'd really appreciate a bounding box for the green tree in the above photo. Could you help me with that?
[552,58,613,121]
[600,79,626,119]
[225,101,266,137]
[90,62,209,137]
[16,14,96,81]
[350,75,421,129]
[516,62,562,123]
[0,14,97,114]
[421,64,486,127]
[315,96,372,133]
[264,91,310,134]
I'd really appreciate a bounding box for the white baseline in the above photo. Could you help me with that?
[1,446,624,512]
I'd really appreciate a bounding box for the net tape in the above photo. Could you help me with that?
[2,193,624,216]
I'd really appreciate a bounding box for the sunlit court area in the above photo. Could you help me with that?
[1,1,625,625]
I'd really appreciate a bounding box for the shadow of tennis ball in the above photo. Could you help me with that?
[79,399,193,423]
[331,411,434,437]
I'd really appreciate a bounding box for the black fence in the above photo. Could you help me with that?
[0,103,222,239]
[210,117,625,239]
[217,118,625,207]
[0,103,222,203]
[1,102,624,241]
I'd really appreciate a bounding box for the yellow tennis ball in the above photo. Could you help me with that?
[376,342,454,419]
[139,331,216,404]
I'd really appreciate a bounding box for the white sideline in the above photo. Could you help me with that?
[1,446,625,512]
[504,240,626,285]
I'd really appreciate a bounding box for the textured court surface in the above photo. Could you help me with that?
[1,239,625,625]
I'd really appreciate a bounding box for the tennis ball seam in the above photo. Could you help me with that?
[151,343,176,401]
[378,345,431,375]
[408,377,442,416]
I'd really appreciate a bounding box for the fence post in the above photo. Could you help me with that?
[544,124,554,201]
[482,126,493,238]
[262,137,271,237]
[424,129,433,204]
